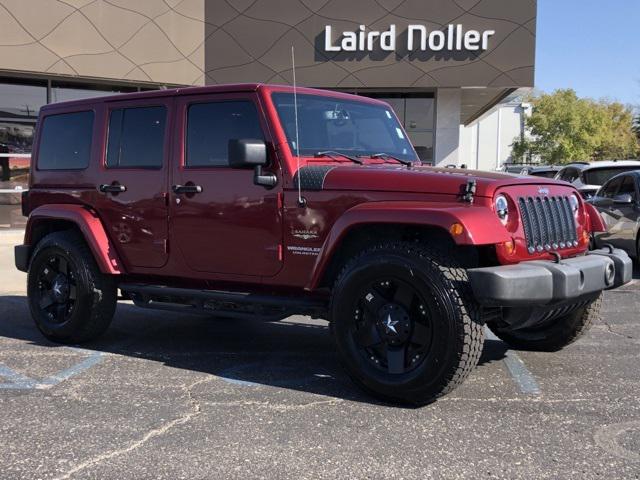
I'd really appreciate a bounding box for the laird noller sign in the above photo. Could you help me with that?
[324,25,495,53]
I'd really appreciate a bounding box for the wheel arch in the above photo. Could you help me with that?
[24,204,123,274]
[308,201,510,290]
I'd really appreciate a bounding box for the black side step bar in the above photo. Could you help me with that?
[119,283,328,320]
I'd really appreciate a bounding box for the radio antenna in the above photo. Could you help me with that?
[291,46,305,207]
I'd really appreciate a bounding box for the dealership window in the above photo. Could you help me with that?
[51,81,137,103]
[367,94,435,164]
[0,78,47,228]
[186,101,264,167]
[38,111,94,170]
[0,78,46,180]
[106,106,166,168]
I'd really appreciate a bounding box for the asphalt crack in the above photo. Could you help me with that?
[52,376,212,480]
[601,320,635,339]
[203,398,344,411]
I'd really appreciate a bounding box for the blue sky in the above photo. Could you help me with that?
[535,0,640,106]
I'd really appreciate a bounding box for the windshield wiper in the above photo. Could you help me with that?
[316,151,363,165]
[366,153,414,167]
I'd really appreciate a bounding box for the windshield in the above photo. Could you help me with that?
[271,93,418,162]
[583,166,640,186]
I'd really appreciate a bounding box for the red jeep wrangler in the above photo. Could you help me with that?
[15,84,631,404]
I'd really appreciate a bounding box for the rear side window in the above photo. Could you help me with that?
[583,167,639,186]
[106,106,166,168]
[186,101,264,167]
[37,111,94,170]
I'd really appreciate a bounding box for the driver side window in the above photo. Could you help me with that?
[186,100,264,168]
[601,177,622,198]
[617,176,637,200]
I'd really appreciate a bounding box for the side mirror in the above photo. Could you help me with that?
[228,139,277,189]
[613,193,634,205]
[228,138,267,168]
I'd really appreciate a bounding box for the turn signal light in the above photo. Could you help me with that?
[503,239,516,255]
[582,230,590,243]
[450,223,464,236]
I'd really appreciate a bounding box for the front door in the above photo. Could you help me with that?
[608,175,640,253]
[169,93,282,277]
[94,98,172,269]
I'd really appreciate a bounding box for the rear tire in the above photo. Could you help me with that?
[329,241,484,406]
[487,293,602,352]
[27,231,117,344]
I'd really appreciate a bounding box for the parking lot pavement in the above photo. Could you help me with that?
[1,234,639,479]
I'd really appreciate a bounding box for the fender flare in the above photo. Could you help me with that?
[308,201,510,289]
[584,202,606,232]
[24,204,123,274]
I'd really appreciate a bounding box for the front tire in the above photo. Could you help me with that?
[330,241,484,406]
[27,231,117,344]
[487,293,602,352]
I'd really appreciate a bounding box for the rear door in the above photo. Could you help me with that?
[93,98,172,269]
[168,92,282,277]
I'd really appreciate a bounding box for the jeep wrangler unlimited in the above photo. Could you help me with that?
[15,84,632,405]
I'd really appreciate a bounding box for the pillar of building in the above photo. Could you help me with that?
[434,88,462,167]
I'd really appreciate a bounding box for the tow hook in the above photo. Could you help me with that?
[601,243,615,254]
[461,179,477,204]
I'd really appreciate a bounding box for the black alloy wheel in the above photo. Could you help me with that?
[330,241,484,406]
[27,231,117,344]
[352,277,433,375]
[34,253,78,325]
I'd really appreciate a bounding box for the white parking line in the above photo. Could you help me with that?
[0,347,104,390]
[485,327,541,396]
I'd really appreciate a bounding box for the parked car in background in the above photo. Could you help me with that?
[589,170,640,259]
[554,160,640,199]
[519,165,561,178]
[497,163,529,174]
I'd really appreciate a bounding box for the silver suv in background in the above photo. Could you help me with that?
[554,160,640,199]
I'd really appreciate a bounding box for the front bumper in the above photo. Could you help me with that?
[468,248,632,307]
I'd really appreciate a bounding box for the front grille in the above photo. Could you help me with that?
[518,196,578,253]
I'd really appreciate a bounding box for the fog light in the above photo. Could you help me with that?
[605,262,615,286]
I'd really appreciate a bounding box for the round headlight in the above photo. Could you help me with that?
[495,195,509,222]
[569,194,580,217]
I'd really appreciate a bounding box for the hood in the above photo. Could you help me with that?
[295,164,569,198]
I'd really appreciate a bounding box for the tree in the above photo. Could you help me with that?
[634,113,640,142]
[511,89,639,164]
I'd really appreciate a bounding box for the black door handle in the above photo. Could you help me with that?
[99,183,126,193]
[172,184,203,194]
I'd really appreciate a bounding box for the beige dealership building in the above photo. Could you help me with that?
[0,0,536,205]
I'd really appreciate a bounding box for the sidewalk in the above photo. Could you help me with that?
[0,229,25,294]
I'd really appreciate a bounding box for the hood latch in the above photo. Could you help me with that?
[461,179,477,204]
